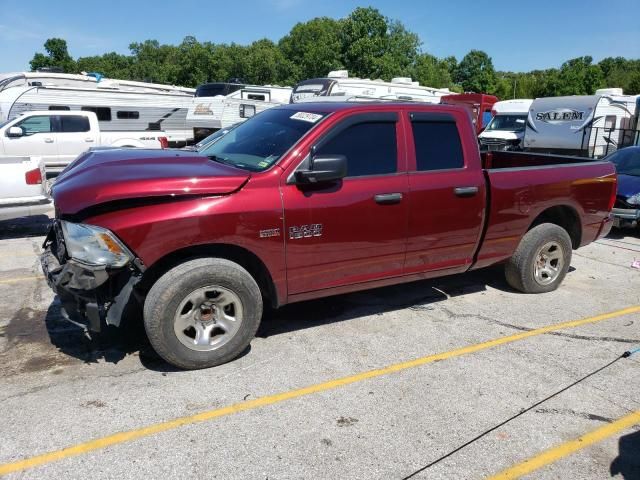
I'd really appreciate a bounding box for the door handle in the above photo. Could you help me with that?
[454,186,479,198]
[85,138,94,142]
[44,138,54,143]
[374,193,403,205]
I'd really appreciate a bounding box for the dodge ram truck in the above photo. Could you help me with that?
[41,102,617,369]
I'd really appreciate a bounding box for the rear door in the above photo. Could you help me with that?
[282,111,409,294]
[405,111,486,274]
[3,115,58,164]
[56,114,97,165]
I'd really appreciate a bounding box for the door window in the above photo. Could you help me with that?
[60,115,90,133]
[16,116,52,136]
[315,122,397,177]
[412,121,464,171]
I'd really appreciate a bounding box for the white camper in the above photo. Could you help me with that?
[524,89,639,157]
[186,83,292,141]
[290,70,453,104]
[478,99,533,151]
[0,72,195,146]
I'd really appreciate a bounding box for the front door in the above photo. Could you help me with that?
[3,115,58,164]
[282,112,409,295]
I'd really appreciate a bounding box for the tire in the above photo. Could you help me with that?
[143,258,263,369]
[504,223,572,294]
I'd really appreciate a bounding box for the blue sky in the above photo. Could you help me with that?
[1,0,638,74]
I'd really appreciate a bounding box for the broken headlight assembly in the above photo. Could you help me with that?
[61,221,134,268]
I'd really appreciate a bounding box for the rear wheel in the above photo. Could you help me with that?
[144,258,263,369]
[505,223,572,293]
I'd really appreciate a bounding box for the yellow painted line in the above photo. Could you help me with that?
[1,305,639,476]
[487,410,640,479]
[0,275,44,285]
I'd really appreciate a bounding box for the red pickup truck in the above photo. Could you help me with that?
[41,102,617,369]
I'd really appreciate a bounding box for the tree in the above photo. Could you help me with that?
[413,53,452,88]
[279,17,343,82]
[340,7,419,80]
[454,50,496,93]
[557,56,604,95]
[244,39,291,84]
[30,38,77,73]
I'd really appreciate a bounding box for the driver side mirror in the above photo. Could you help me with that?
[7,126,23,138]
[295,154,347,184]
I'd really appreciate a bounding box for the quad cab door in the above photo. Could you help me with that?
[405,110,486,274]
[2,114,58,164]
[281,111,409,295]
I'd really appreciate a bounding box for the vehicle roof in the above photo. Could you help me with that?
[16,110,97,116]
[276,102,467,114]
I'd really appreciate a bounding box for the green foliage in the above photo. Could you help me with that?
[29,38,77,73]
[454,50,496,93]
[27,10,640,99]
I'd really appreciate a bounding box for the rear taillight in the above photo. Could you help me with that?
[158,136,169,149]
[25,168,42,185]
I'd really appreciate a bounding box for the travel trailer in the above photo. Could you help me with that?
[524,89,639,158]
[440,93,498,134]
[290,70,453,104]
[186,83,292,141]
[478,99,533,151]
[0,72,195,146]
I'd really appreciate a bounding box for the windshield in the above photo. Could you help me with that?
[0,120,10,129]
[195,123,240,151]
[608,148,640,176]
[485,114,526,132]
[199,108,328,171]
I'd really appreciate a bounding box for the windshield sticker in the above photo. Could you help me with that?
[257,160,269,168]
[290,112,323,123]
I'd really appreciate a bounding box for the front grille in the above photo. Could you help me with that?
[479,138,508,151]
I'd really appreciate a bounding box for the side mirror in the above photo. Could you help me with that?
[295,155,347,184]
[7,126,23,138]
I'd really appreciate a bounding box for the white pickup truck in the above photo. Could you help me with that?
[0,111,168,173]
[0,155,51,221]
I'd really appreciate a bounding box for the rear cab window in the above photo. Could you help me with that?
[60,115,91,133]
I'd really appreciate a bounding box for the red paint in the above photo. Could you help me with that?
[53,102,616,307]
[440,93,498,134]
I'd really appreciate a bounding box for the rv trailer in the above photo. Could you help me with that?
[524,89,639,158]
[0,72,195,146]
[290,70,453,104]
[186,83,292,142]
[478,99,533,151]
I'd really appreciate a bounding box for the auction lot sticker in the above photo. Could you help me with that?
[290,112,323,123]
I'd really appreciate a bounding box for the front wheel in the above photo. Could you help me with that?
[505,223,572,293]
[143,258,263,369]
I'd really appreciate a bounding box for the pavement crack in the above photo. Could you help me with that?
[534,407,614,424]
[437,306,640,345]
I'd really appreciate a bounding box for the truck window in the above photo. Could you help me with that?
[411,121,464,171]
[16,116,52,135]
[81,106,112,121]
[60,115,90,133]
[316,122,397,177]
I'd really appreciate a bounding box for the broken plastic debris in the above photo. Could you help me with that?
[631,260,640,269]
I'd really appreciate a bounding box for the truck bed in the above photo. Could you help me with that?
[473,150,616,270]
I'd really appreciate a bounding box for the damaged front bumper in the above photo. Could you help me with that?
[40,227,141,332]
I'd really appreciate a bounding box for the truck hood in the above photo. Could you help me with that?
[616,173,640,200]
[53,149,250,215]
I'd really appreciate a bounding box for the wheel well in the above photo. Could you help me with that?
[138,244,279,308]
[529,205,581,249]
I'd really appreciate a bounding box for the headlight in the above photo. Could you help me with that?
[627,193,640,206]
[61,221,133,267]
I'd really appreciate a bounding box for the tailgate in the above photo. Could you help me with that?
[0,155,47,204]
